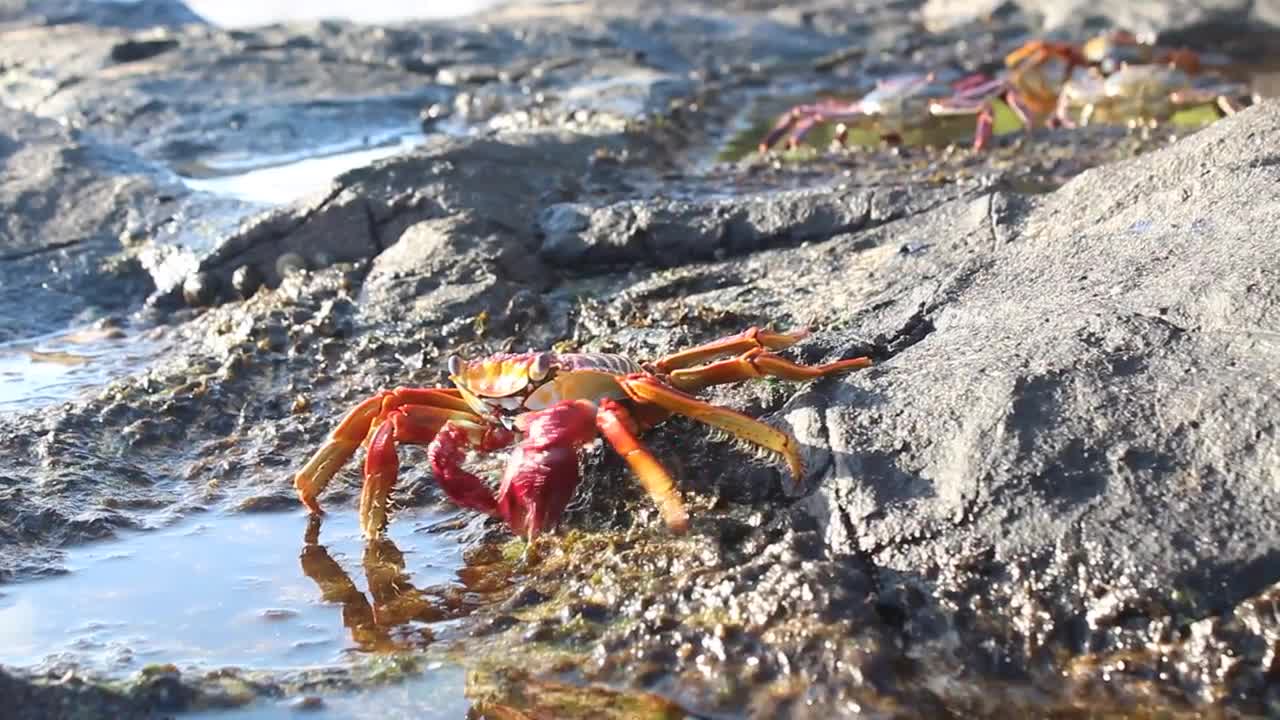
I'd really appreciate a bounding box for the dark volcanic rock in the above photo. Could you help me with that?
[553,100,1280,715]
[924,0,1280,49]
[172,130,655,305]
[0,106,176,340]
[789,101,1280,609]
[358,213,552,329]
[2,0,1279,717]
[0,0,203,29]
[536,184,973,268]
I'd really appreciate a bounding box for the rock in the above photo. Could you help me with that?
[109,36,181,64]
[792,101,1280,612]
[0,17,451,165]
[230,264,261,299]
[181,271,218,306]
[175,130,649,305]
[534,186,973,268]
[550,99,1280,714]
[2,0,1279,717]
[0,106,179,340]
[0,0,204,29]
[359,213,550,330]
[923,0,1280,47]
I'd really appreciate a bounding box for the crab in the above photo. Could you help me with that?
[1054,63,1256,128]
[1005,31,1215,80]
[757,70,1038,154]
[294,327,872,541]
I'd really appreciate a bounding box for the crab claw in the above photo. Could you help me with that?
[496,400,599,541]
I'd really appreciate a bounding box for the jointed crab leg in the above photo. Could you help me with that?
[293,387,486,525]
[758,100,870,152]
[295,394,387,514]
[360,414,518,536]
[932,75,1036,151]
[595,398,689,533]
[654,326,811,373]
[617,374,806,485]
[669,347,872,393]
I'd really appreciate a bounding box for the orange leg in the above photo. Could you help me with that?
[362,410,503,536]
[653,326,811,373]
[1160,48,1202,75]
[667,347,871,393]
[294,387,483,519]
[595,399,689,533]
[616,374,806,488]
[1004,41,1082,71]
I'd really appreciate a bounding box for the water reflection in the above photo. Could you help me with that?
[300,516,467,654]
[0,509,468,674]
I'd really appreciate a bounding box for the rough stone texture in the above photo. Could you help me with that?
[0,0,851,166]
[535,186,969,268]
[1,0,1278,717]
[175,131,654,304]
[924,0,1280,48]
[561,99,1280,716]
[0,0,202,29]
[798,105,1280,608]
[0,105,193,340]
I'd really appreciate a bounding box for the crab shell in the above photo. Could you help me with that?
[449,352,635,427]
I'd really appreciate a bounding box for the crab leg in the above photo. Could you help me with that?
[362,411,504,536]
[293,387,481,518]
[974,102,995,152]
[654,327,811,373]
[668,347,871,393]
[595,398,689,533]
[294,394,385,514]
[616,374,806,488]
[759,100,864,152]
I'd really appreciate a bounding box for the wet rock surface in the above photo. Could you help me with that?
[0,105,213,341]
[1,0,1278,717]
[924,0,1280,47]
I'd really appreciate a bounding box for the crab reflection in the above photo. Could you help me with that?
[299,516,481,653]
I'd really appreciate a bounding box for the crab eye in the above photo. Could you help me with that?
[448,355,463,377]
[528,353,552,381]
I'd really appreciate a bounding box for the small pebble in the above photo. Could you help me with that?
[276,252,308,279]
[182,272,218,307]
[290,696,325,712]
[232,265,262,299]
[260,608,299,621]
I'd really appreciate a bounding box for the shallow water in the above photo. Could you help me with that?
[187,666,473,720]
[0,508,469,675]
[0,324,162,413]
[180,131,430,205]
[182,0,505,28]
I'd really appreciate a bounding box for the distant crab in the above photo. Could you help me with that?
[1054,63,1256,127]
[1005,30,1218,79]
[757,70,1037,153]
[294,328,871,541]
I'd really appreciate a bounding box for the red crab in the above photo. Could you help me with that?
[1006,31,1215,79]
[756,69,1047,154]
[294,328,872,540]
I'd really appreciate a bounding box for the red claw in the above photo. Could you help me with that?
[497,400,599,540]
[426,423,503,516]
